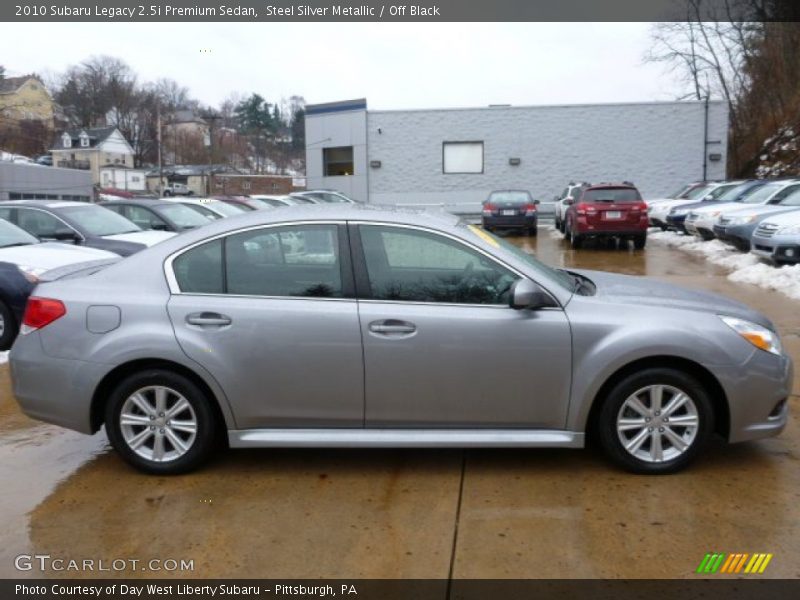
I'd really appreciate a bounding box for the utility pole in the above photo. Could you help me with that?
[157,104,163,195]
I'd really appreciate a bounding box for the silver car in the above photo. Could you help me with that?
[10,206,792,474]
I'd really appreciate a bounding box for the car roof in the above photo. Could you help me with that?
[0,199,90,209]
[100,198,173,208]
[585,183,637,190]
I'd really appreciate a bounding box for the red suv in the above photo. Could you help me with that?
[563,183,648,249]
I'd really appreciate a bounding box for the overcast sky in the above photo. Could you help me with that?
[1,22,681,109]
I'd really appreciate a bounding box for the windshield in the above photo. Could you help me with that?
[462,223,575,292]
[706,184,738,199]
[778,189,800,206]
[203,200,244,216]
[717,182,763,203]
[0,218,39,247]
[158,203,214,229]
[488,191,532,205]
[60,205,141,236]
[669,184,694,199]
[740,183,783,204]
[684,184,714,200]
[583,188,641,202]
[312,192,352,203]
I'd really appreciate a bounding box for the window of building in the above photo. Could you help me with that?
[323,146,354,177]
[8,193,22,200]
[442,141,484,174]
[358,225,516,304]
[62,133,72,148]
[242,181,251,190]
[79,132,90,147]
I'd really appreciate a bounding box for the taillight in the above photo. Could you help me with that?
[576,203,597,216]
[21,297,66,334]
[523,203,537,215]
[482,203,496,215]
[630,202,647,212]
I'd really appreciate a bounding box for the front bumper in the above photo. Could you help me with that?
[482,214,537,230]
[751,233,800,264]
[665,214,688,231]
[715,223,756,249]
[717,347,793,443]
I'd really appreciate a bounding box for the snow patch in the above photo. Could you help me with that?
[649,230,799,300]
[0,351,8,365]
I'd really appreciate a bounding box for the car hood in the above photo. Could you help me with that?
[103,230,176,246]
[723,204,800,219]
[0,242,118,270]
[690,201,743,215]
[573,269,773,330]
[759,209,800,228]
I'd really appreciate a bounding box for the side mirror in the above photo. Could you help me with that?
[564,197,575,205]
[151,222,169,231]
[52,228,78,242]
[533,199,540,205]
[509,279,554,310]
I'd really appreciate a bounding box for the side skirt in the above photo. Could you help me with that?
[228,429,584,448]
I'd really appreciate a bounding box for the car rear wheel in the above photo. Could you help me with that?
[568,225,583,248]
[529,226,538,237]
[633,234,647,250]
[0,301,17,351]
[596,368,713,474]
[105,369,218,474]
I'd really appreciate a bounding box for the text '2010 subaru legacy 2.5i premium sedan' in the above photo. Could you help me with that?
[10,205,792,475]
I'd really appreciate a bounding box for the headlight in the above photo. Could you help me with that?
[670,209,688,216]
[777,224,800,235]
[726,214,757,226]
[17,265,47,283]
[720,316,782,355]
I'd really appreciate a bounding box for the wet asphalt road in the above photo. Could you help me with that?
[0,227,798,580]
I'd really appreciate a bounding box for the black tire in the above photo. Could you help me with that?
[105,369,219,474]
[633,234,647,250]
[596,368,713,474]
[0,300,17,351]
[568,225,583,249]
[529,226,538,237]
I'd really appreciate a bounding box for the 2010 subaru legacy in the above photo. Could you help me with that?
[9,205,792,475]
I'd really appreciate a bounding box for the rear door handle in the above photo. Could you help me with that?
[186,312,232,327]
[368,319,417,335]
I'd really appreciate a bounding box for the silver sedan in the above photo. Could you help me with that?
[9,205,792,474]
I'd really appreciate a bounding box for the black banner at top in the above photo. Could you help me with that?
[2,0,798,23]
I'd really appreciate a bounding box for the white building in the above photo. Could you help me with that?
[305,98,729,211]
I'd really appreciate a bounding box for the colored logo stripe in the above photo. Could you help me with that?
[698,553,773,574]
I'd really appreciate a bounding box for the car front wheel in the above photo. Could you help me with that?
[596,368,713,474]
[105,369,219,474]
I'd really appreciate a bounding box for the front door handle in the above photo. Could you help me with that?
[186,312,232,327]
[368,319,417,335]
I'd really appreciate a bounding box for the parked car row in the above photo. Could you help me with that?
[649,178,800,264]
[9,203,791,475]
[0,189,358,349]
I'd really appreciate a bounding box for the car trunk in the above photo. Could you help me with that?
[583,201,643,230]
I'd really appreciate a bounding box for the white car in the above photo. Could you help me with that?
[648,182,739,230]
[686,180,800,239]
[0,218,118,348]
[249,194,305,208]
[162,197,246,220]
[750,209,800,264]
[554,182,589,232]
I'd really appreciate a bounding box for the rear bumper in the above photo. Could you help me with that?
[482,215,537,229]
[751,234,800,264]
[9,332,109,434]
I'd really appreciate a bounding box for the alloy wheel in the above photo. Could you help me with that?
[616,384,699,463]
[119,385,198,462]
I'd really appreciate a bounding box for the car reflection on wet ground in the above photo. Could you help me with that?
[0,227,798,579]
